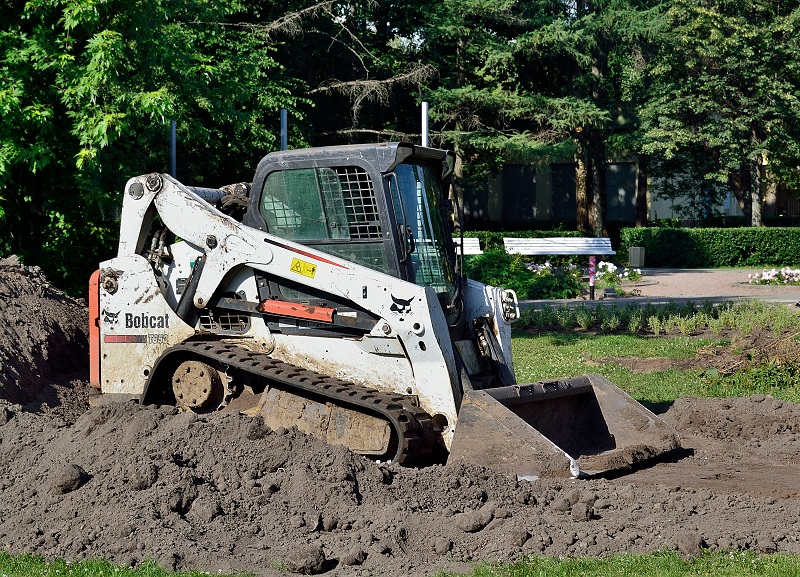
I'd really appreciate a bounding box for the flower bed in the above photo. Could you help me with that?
[596,261,643,287]
[524,260,584,299]
[748,267,800,285]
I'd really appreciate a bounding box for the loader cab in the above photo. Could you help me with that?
[245,143,459,320]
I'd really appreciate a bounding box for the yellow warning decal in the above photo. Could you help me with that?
[290,257,317,279]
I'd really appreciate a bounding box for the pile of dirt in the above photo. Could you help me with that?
[0,255,88,408]
[2,261,800,576]
[1,397,799,576]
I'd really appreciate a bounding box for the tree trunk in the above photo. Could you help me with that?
[575,140,590,232]
[635,154,649,227]
[452,143,465,226]
[450,34,466,227]
[590,143,608,237]
[728,167,752,226]
[763,169,778,217]
[751,160,762,227]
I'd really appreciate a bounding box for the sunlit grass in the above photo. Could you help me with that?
[0,554,242,577]
[6,549,800,577]
[511,333,720,405]
[441,550,800,577]
[511,331,800,405]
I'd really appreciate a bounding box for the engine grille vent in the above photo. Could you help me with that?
[199,310,251,334]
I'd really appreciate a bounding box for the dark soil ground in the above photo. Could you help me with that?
[2,256,800,576]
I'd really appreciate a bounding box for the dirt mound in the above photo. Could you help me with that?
[1,396,800,576]
[0,256,88,406]
[2,262,800,575]
[668,395,800,444]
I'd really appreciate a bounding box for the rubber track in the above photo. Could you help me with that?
[165,341,436,465]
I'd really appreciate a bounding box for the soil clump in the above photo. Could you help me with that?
[2,260,800,576]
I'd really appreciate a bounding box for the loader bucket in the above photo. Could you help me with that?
[449,373,679,479]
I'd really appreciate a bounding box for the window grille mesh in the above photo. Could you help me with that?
[334,167,382,239]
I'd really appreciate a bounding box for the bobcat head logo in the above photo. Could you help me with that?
[390,294,414,320]
[102,308,120,326]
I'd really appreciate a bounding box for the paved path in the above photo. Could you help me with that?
[521,268,800,310]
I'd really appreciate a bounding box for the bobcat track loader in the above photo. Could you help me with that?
[89,142,678,479]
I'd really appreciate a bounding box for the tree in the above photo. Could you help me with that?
[261,0,439,146]
[515,0,666,236]
[0,0,303,294]
[313,0,605,227]
[640,0,800,226]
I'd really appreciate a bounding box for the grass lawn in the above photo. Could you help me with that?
[444,550,800,576]
[511,331,800,406]
[5,550,800,577]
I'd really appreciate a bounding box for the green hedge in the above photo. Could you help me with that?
[619,227,800,268]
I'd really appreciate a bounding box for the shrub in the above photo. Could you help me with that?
[527,262,584,299]
[595,261,643,287]
[627,309,645,333]
[648,315,663,335]
[462,251,535,297]
[619,226,800,268]
[463,251,584,299]
[596,261,621,285]
[514,299,798,334]
[575,304,594,330]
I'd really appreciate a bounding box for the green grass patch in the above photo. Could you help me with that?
[511,332,800,405]
[512,332,723,406]
[6,550,799,577]
[700,361,800,403]
[443,550,800,577]
[0,553,239,577]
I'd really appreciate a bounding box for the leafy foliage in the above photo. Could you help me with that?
[748,267,800,285]
[463,251,538,297]
[620,227,800,268]
[3,0,800,294]
[462,250,584,299]
[518,299,800,340]
[639,0,800,222]
[0,0,303,294]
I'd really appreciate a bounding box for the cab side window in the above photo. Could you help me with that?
[260,166,390,274]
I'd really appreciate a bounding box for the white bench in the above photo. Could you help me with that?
[453,237,483,255]
[503,237,615,256]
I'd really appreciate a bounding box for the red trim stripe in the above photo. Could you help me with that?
[265,238,349,269]
[104,335,147,343]
[258,299,336,323]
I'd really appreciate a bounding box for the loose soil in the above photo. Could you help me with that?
[2,257,800,576]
